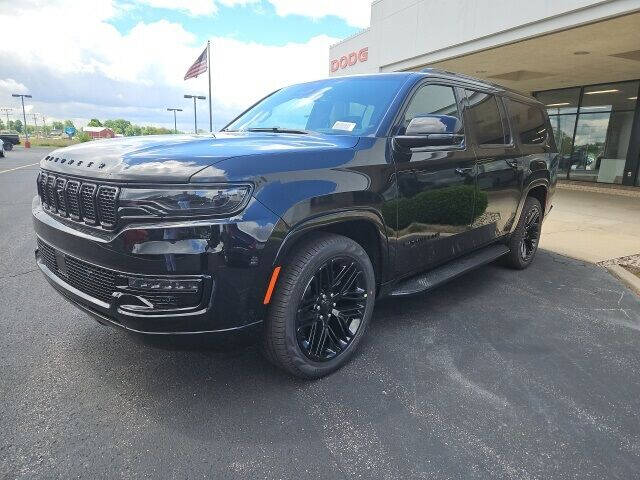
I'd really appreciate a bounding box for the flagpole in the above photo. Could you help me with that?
[207,40,212,133]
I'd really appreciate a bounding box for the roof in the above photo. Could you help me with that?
[83,126,112,133]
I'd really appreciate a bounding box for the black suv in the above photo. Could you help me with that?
[33,70,557,378]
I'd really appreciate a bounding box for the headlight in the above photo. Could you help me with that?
[119,185,251,218]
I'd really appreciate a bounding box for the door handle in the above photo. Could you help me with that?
[455,167,472,176]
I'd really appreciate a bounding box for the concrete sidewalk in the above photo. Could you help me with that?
[540,186,640,264]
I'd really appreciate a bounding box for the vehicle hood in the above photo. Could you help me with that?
[40,132,360,182]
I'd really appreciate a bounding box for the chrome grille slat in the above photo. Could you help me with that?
[97,186,118,227]
[66,181,81,219]
[46,174,57,210]
[55,178,67,216]
[80,184,97,224]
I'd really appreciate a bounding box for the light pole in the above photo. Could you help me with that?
[184,94,206,134]
[12,94,32,148]
[167,108,183,134]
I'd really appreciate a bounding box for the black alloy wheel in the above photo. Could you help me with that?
[262,233,375,379]
[296,257,368,362]
[504,196,542,270]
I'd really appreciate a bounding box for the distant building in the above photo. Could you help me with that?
[83,126,115,139]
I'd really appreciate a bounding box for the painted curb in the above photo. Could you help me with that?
[607,265,640,296]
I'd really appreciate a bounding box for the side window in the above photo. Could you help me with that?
[402,84,462,133]
[465,90,508,145]
[508,100,548,144]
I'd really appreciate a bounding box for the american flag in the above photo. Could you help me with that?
[184,46,208,80]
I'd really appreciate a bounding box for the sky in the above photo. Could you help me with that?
[0,0,371,133]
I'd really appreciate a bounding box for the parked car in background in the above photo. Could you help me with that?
[0,132,19,150]
[33,69,557,378]
[0,138,4,157]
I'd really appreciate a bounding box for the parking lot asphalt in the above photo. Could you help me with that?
[2,147,640,479]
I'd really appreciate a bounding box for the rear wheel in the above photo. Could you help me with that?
[504,197,542,269]
[4,143,12,151]
[263,233,376,379]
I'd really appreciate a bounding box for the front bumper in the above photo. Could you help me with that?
[33,196,286,334]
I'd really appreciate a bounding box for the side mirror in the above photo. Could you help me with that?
[394,114,463,150]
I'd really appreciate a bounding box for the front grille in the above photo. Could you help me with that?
[37,171,118,230]
[38,239,58,272]
[37,238,115,303]
[65,256,117,303]
[37,239,203,310]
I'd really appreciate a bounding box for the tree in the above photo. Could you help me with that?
[75,132,91,143]
[0,118,4,131]
[63,120,75,129]
[104,119,132,135]
[87,118,102,127]
[12,119,23,133]
[52,121,64,131]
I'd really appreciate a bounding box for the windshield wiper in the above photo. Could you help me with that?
[246,127,308,134]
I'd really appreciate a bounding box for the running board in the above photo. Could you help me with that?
[389,244,510,297]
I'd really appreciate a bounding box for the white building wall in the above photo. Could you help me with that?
[329,0,640,76]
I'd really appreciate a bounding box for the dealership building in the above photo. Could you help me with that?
[329,0,640,187]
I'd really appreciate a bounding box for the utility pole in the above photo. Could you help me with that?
[167,108,183,134]
[12,94,32,148]
[184,94,206,134]
[30,113,39,137]
[0,108,12,130]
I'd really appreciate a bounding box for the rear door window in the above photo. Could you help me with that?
[508,100,548,144]
[465,90,509,145]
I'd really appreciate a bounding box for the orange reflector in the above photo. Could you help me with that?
[263,266,281,305]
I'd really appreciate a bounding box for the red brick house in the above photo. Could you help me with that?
[83,126,115,139]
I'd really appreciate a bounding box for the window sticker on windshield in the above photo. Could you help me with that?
[332,121,356,132]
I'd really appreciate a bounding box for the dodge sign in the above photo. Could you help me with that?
[330,47,368,72]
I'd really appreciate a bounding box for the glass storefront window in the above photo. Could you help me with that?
[581,81,638,113]
[536,87,580,114]
[548,114,577,176]
[570,112,609,182]
[535,80,639,185]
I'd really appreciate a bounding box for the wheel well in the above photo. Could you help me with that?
[527,185,547,215]
[286,220,383,285]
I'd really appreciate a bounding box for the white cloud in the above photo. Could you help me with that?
[0,78,29,95]
[0,0,341,132]
[268,0,371,28]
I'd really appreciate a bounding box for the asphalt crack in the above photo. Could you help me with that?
[0,269,38,280]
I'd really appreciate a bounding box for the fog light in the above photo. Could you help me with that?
[126,277,201,292]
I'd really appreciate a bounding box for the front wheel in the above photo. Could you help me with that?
[262,233,376,379]
[504,197,542,269]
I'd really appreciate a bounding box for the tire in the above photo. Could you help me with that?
[263,233,376,379]
[504,197,543,269]
[4,143,12,151]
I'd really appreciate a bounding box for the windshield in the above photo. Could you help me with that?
[224,76,408,136]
